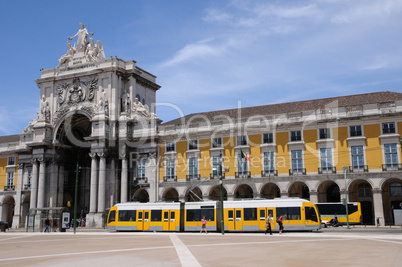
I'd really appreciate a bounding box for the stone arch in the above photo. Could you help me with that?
[208,185,227,201]
[288,181,310,200]
[185,187,203,202]
[317,180,340,203]
[20,194,30,227]
[54,111,92,146]
[348,179,374,225]
[381,177,402,225]
[260,183,280,199]
[234,184,254,199]
[162,188,179,202]
[133,188,149,203]
[1,196,15,227]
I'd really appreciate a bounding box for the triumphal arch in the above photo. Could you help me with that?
[16,23,160,227]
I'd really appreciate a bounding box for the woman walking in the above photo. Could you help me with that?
[200,216,208,234]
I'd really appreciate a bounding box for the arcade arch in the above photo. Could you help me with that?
[208,185,227,201]
[133,189,149,203]
[162,188,179,202]
[288,182,310,200]
[1,196,15,226]
[260,183,280,199]
[317,181,340,203]
[185,187,203,202]
[381,178,402,225]
[234,184,254,199]
[349,179,374,224]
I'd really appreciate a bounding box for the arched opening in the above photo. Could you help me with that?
[133,189,149,203]
[260,183,280,199]
[288,182,310,200]
[163,188,179,202]
[21,195,30,227]
[185,187,203,202]
[208,185,227,201]
[349,179,374,225]
[317,181,340,202]
[381,178,402,225]
[234,184,254,199]
[1,196,15,227]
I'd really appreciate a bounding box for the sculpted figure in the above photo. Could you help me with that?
[121,92,130,113]
[68,22,93,53]
[58,41,76,66]
[40,96,50,121]
[86,38,95,61]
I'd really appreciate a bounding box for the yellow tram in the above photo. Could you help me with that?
[107,198,321,232]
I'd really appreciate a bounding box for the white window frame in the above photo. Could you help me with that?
[166,142,175,153]
[262,133,274,144]
[236,135,248,146]
[382,122,396,135]
[290,130,302,142]
[212,137,222,148]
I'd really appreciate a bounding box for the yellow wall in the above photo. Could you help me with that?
[304,129,318,173]
[334,126,349,169]
[249,134,261,175]
[199,139,210,178]
[365,124,382,169]
[276,132,289,174]
[0,157,7,188]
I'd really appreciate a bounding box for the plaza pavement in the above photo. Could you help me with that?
[0,226,401,266]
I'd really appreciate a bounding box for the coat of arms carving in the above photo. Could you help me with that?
[57,77,97,106]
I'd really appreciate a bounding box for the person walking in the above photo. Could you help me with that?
[44,218,50,233]
[200,216,208,234]
[265,213,273,235]
[278,214,284,235]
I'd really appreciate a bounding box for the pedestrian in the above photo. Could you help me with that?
[200,216,208,234]
[265,213,273,235]
[278,214,284,235]
[44,218,50,232]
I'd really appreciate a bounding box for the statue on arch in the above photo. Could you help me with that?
[68,22,93,53]
[58,41,76,66]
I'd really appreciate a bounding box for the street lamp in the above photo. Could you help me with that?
[342,166,350,229]
[219,151,224,235]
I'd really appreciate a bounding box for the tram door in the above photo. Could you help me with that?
[163,210,176,231]
[227,208,243,230]
[259,208,275,230]
[137,210,150,230]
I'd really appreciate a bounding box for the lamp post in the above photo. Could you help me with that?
[219,151,224,235]
[73,161,79,234]
[342,166,350,229]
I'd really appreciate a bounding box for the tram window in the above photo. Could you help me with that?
[138,212,143,221]
[186,209,200,221]
[118,210,136,221]
[228,210,234,221]
[171,212,175,220]
[151,210,162,221]
[236,210,241,219]
[164,212,169,221]
[276,207,301,220]
[201,209,214,221]
[108,211,116,223]
[244,208,257,221]
[145,212,149,220]
[260,210,265,220]
[305,207,318,222]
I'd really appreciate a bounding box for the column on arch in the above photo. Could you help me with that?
[30,159,39,209]
[57,165,65,207]
[89,153,98,213]
[120,155,128,203]
[97,152,106,213]
[372,189,385,226]
[49,159,59,207]
[13,163,24,227]
[37,158,47,208]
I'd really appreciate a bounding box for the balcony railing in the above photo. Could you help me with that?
[163,176,177,182]
[318,167,337,174]
[24,183,31,190]
[186,174,201,181]
[135,176,148,184]
[382,163,402,172]
[210,173,225,180]
[4,185,15,191]
[261,170,278,177]
[289,168,306,175]
[235,171,251,178]
[349,165,368,173]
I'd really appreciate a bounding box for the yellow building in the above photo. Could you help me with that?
[158,91,402,225]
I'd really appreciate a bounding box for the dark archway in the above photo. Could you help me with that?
[185,187,203,202]
[260,183,280,199]
[317,181,340,202]
[163,188,179,202]
[349,179,374,225]
[234,184,254,199]
[288,182,310,200]
[381,178,402,225]
[1,196,15,227]
[133,189,149,203]
[208,185,227,201]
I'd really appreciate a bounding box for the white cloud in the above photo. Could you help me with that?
[203,9,232,23]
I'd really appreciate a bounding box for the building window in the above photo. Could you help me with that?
[212,156,222,177]
[189,140,198,150]
[237,153,248,173]
[189,157,198,176]
[390,182,402,197]
[384,144,398,167]
[319,128,330,139]
[166,142,175,152]
[166,159,175,178]
[7,156,15,165]
[350,125,362,137]
[263,152,275,172]
[137,160,146,178]
[237,136,248,146]
[212,137,222,148]
[263,133,273,144]
[6,172,14,188]
[358,184,371,197]
[320,148,332,171]
[382,122,396,134]
[290,131,301,142]
[291,150,303,173]
[351,146,364,170]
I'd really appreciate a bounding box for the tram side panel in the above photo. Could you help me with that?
[184,202,217,232]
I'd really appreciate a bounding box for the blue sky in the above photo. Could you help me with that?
[1,0,402,135]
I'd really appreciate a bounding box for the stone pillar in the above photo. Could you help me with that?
[147,153,158,202]
[97,153,106,213]
[49,160,59,207]
[37,158,47,208]
[57,165,65,207]
[89,153,98,213]
[227,193,235,201]
[372,189,385,226]
[30,159,39,209]
[309,191,318,203]
[121,156,128,203]
[13,163,24,228]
